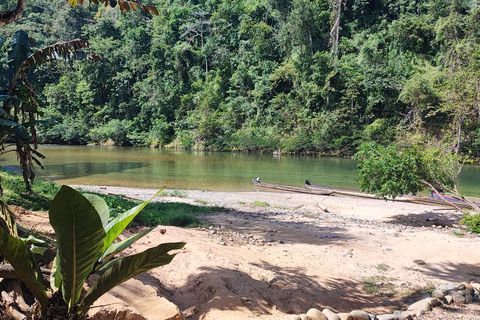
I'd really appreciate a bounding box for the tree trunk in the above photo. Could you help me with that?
[0,0,26,28]
[455,116,463,155]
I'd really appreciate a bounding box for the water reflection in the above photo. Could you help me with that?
[0,145,478,195]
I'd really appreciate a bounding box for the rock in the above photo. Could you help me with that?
[400,311,412,320]
[376,314,397,320]
[407,299,431,312]
[431,289,444,299]
[421,293,430,299]
[464,283,474,290]
[322,308,340,320]
[465,293,473,303]
[458,284,466,290]
[306,308,328,320]
[450,291,466,303]
[337,313,353,320]
[425,298,440,307]
[381,299,393,306]
[416,309,425,318]
[350,310,371,320]
[445,295,453,304]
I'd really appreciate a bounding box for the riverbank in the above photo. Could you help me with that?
[58,185,480,319]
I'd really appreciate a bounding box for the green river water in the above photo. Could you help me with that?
[0,145,478,195]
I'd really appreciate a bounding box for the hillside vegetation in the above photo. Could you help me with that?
[1,0,480,157]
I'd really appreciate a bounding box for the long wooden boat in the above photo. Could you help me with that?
[253,181,334,196]
[305,183,478,210]
[253,180,478,210]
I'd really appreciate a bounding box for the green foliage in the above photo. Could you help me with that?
[354,142,428,198]
[0,209,49,313]
[0,168,60,211]
[2,0,480,158]
[252,201,269,207]
[461,212,480,233]
[354,141,466,200]
[49,185,185,312]
[136,202,225,227]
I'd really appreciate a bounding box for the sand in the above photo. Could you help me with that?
[12,185,480,319]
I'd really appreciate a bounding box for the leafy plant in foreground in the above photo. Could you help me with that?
[49,185,185,313]
[0,186,185,317]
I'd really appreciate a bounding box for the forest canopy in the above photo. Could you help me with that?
[1,0,480,158]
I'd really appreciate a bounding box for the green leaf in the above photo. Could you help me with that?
[96,228,154,272]
[50,255,62,292]
[30,244,48,255]
[0,224,49,313]
[49,185,106,311]
[7,30,31,74]
[0,200,18,237]
[82,193,110,226]
[0,119,25,128]
[20,235,46,244]
[80,242,185,310]
[102,190,162,254]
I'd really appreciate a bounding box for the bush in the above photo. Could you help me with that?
[461,212,480,233]
[89,119,131,146]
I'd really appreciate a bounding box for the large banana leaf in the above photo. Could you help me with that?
[80,241,185,310]
[95,228,154,272]
[7,30,30,74]
[0,224,49,313]
[49,185,106,311]
[102,190,162,253]
[82,193,110,226]
[0,200,18,237]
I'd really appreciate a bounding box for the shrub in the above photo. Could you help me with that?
[461,212,480,233]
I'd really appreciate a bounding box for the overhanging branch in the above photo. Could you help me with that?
[0,0,26,28]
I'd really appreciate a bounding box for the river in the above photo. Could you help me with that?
[0,145,478,195]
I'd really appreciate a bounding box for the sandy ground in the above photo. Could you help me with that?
[12,185,480,319]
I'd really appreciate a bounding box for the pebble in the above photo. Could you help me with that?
[306,308,327,320]
[431,289,444,299]
[349,310,370,320]
[322,309,340,320]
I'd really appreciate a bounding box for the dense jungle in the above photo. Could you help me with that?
[1,0,480,158]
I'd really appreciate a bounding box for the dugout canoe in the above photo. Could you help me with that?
[253,181,334,196]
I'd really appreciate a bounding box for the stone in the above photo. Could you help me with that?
[421,293,431,299]
[465,293,473,303]
[337,313,353,320]
[451,291,466,303]
[350,310,371,320]
[425,298,441,307]
[445,295,453,304]
[376,314,397,320]
[306,308,328,320]
[415,309,425,318]
[407,299,431,311]
[458,284,466,290]
[400,311,412,320]
[322,308,341,320]
[431,289,444,299]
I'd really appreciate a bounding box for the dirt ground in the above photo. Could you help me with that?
[11,186,480,319]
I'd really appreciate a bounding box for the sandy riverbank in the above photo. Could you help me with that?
[16,185,480,319]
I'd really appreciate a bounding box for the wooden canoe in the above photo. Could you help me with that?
[254,181,477,210]
[253,181,334,196]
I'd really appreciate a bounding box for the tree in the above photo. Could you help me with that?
[1,30,101,192]
[354,141,479,212]
[0,0,158,27]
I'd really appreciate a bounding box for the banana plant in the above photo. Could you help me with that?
[0,200,49,313]
[2,30,102,193]
[49,186,185,313]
